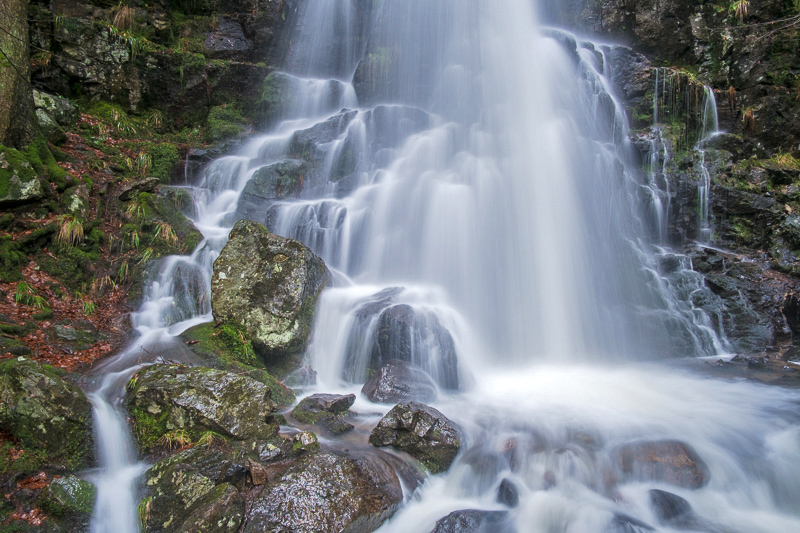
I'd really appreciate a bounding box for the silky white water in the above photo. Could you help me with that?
[86,0,800,531]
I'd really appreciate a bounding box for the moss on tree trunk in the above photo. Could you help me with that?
[0,0,35,148]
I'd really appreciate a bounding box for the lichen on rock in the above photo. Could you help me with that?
[127,364,280,453]
[211,219,331,374]
[0,357,93,472]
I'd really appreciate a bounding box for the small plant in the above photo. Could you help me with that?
[154,222,177,244]
[732,0,749,23]
[113,4,135,31]
[83,301,98,316]
[743,107,755,133]
[57,215,84,247]
[138,247,154,264]
[156,430,191,451]
[135,152,152,175]
[147,110,163,130]
[138,496,152,529]
[15,282,49,310]
[118,261,130,281]
[126,200,146,220]
[196,431,222,447]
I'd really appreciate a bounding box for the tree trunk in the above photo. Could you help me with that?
[0,0,35,149]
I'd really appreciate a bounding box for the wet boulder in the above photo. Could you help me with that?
[236,159,308,222]
[0,358,93,471]
[142,443,247,533]
[431,510,513,533]
[243,450,403,533]
[291,393,356,435]
[344,289,459,390]
[211,219,331,371]
[369,401,463,474]
[127,364,279,452]
[361,359,438,404]
[39,476,96,530]
[649,489,730,532]
[613,440,710,489]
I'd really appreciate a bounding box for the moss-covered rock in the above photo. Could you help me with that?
[38,475,96,530]
[0,146,45,208]
[369,401,462,475]
[210,219,331,374]
[142,442,246,533]
[127,364,280,453]
[0,358,93,472]
[180,322,296,407]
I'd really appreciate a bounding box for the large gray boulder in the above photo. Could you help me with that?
[243,450,403,533]
[211,220,331,370]
[369,401,462,474]
[127,364,279,451]
[0,358,93,471]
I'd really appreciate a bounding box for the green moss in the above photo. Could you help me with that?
[0,441,47,476]
[180,322,296,407]
[206,105,247,142]
[0,236,25,282]
[147,143,180,182]
[129,404,172,451]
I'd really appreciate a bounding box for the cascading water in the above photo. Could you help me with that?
[87,0,800,531]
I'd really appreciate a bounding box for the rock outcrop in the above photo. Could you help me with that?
[0,358,93,471]
[127,364,280,452]
[211,219,331,372]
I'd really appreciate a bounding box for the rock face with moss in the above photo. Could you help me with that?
[127,364,279,452]
[0,358,93,472]
[369,401,462,475]
[141,442,248,533]
[180,322,296,407]
[211,219,331,371]
[243,450,403,533]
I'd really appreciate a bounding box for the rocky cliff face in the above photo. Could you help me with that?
[539,1,800,363]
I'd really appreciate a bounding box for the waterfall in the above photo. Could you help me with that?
[87,1,800,532]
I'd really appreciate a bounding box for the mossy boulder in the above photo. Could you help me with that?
[0,146,45,208]
[127,364,279,452]
[0,358,94,472]
[211,220,331,373]
[180,322,296,407]
[142,443,247,533]
[369,401,462,475]
[39,475,96,529]
[243,450,403,533]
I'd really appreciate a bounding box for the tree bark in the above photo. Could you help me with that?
[0,0,35,149]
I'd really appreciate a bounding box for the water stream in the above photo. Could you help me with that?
[88,1,800,531]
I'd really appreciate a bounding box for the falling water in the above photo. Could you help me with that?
[87,0,800,531]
